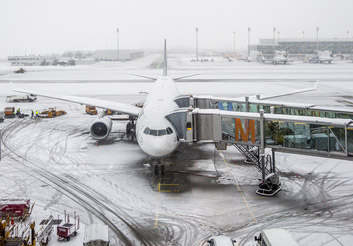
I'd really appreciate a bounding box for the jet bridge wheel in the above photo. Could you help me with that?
[256,172,282,197]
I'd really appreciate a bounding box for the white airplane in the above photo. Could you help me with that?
[13,41,183,160]
[13,40,318,172]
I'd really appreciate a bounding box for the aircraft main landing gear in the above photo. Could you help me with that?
[126,116,136,140]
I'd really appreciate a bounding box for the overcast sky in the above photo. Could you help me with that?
[1,0,352,57]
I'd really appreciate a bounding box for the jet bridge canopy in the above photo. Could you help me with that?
[166,108,353,160]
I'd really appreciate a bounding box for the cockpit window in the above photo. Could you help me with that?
[149,129,158,136]
[144,127,173,136]
[143,127,150,134]
[158,129,166,136]
[166,127,173,134]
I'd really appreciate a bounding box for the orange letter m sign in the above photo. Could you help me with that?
[234,119,256,143]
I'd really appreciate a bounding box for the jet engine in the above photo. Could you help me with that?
[90,116,112,140]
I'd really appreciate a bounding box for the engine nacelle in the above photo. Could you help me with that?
[90,116,112,140]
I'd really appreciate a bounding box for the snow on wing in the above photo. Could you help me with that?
[13,88,141,116]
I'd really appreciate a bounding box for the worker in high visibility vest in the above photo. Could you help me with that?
[35,110,39,119]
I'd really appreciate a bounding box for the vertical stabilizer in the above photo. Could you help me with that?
[163,39,167,76]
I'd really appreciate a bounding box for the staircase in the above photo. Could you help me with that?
[232,143,271,176]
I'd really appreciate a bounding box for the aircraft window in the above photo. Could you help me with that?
[166,127,173,134]
[143,127,150,134]
[149,129,158,136]
[158,129,166,136]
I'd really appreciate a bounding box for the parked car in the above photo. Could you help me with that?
[207,235,236,246]
[255,228,298,246]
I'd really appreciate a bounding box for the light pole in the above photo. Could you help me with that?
[117,28,119,61]
[316,27,319,57]
[347,31,350,39]
[273,27,276,56]
[233,31,236,58]
[196,27,199,61]
[248,27,251,57]
[302,31,305,39]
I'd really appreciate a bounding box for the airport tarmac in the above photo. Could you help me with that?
[1,56,353,245]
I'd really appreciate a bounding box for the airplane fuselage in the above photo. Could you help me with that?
[135,76,180,158]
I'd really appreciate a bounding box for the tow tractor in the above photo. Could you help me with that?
[85,105,97,115]
[57,211,79,241]
[40,108,67,118]
[14,68,26,74]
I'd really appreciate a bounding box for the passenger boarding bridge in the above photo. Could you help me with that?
[167,95,353,196]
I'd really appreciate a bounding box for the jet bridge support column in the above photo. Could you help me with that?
[256,109,282,197]
[272,148,276,172]
[260,109,265,181]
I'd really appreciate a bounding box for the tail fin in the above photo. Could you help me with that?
[163,39,167,76]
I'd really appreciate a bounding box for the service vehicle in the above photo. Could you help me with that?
[57,212,79,241]
[40,107,67,118]
[37,215,54,246]
[4,107,15,118]
[86,105,97,115]
[14,68,26,73]
[308,50,334,63]
[83,224,109,246]
[0,199,34,220]
[254,228,299,246]
[6,94,37,103]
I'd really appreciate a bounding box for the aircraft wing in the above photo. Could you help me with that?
[194,81,319,104]
[13,87,142,116]
[252,80,319,100]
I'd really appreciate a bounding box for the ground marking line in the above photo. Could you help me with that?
[221,152,258,224]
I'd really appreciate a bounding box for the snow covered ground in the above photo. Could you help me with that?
[1,55,353,246]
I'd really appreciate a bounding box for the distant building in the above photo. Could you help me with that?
[73,58,96,65]
[8,55,58,66]
[91,49,144,61]
[253,38,353,57]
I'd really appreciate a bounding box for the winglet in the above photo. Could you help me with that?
[163,39,167,76]
[314,80,319,89]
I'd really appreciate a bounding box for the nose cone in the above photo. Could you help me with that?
[140,135,178,158]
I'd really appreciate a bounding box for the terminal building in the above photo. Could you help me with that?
[8,55,58,66]
[252,38,353,58]
[91,49,144,61]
